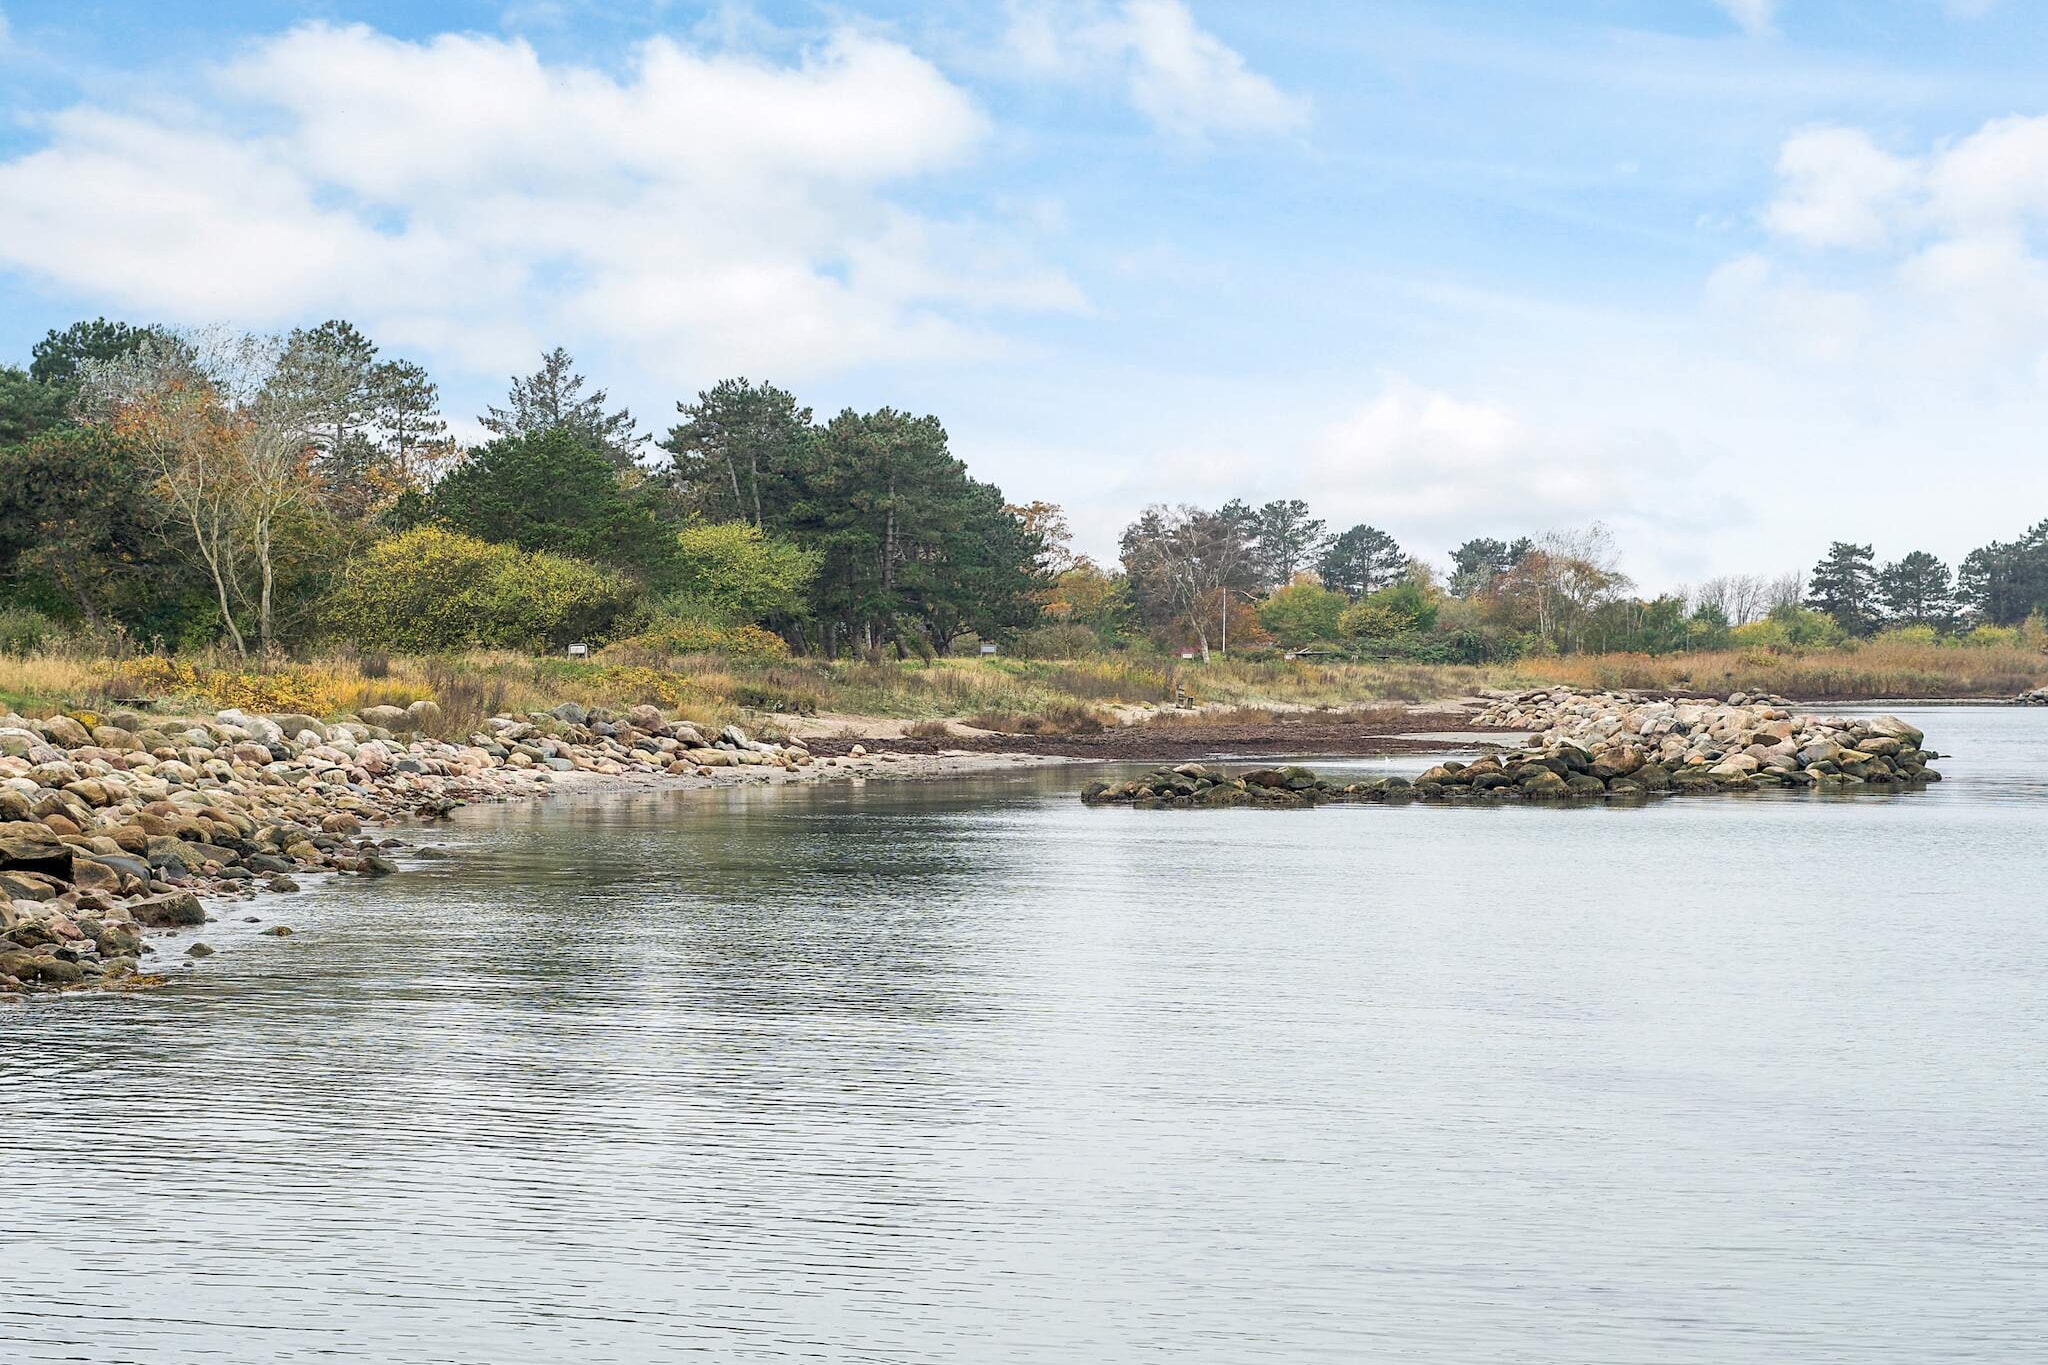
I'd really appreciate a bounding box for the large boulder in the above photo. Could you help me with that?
[129,891,205,927]
[0,826,71,880]
[215,709,284,744]
[268,713,330,742]
[404,699,443,731]
[358,705,409,730]
[1589,744,1644,780]
[1867,715,1925,748]
[90,725,138,750]
[42,715,91,747]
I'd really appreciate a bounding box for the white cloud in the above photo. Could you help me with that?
[1714,0,1779,37]
[1748,113,2048,372]
[1763,126,1915,248]
[1305,379,1724,547]
[1766,114,2048,249]
[1704,253,1872,361]
[1118,0,1307,138]
[1002,0,1306,140]
[0,21,1083,380]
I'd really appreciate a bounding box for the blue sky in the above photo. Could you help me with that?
[3,1,2046,587]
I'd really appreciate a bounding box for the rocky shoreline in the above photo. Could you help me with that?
[1082,687,1943,807]
[4,687,1957,996]
[0,700,1065,1001]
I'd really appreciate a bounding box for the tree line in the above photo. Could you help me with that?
[0,318,1046,659]
[5,314,2048,665]
[1079,501,2048,662]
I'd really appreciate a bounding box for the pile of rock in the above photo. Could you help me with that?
[2016,688,2048,706]
[1082,764,1344,807]
[1,701,815,999]
[1082,689,1943,809]
[1473,686,1940,791]
[479,703,816,777]
[1474,686,1797,731]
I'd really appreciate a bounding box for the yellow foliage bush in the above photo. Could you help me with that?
[328,527,634,653]
[107,657,428,717]
[610,619,790,660]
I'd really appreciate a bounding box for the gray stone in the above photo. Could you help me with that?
[129,891,206,927]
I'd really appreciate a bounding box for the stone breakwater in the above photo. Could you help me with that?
[1081,689,1942,808]
[1471,686,1940,791]
[0,700,828,1000]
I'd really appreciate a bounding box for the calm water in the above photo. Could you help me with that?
[5,707,2047,1363]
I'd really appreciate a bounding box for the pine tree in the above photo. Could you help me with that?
[372,359,450,489]
[1447,536,1532,597]
[1251,499,1329,589]
[481,347,646,469]
[1805,541,1880,635]
[1319,524,1406,597]
[659,378,813,527]
[273,320,382,514]
[1875,550,1954,629]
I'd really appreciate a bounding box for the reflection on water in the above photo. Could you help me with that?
[6,707,2048,1362]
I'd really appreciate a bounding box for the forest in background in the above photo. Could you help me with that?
[5,315,2048,720]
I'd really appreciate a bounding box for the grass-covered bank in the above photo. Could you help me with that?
[1516,640,2048,701]
[0,650,1501,735]
[2,639,2043,741]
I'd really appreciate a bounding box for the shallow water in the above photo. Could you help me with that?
[6,706,2047,1363]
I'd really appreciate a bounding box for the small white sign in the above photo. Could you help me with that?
[567,643,589,657]
[980,642,998,655]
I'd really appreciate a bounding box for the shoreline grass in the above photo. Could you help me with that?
[1,641,2043,736]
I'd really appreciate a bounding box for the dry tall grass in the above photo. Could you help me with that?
[1517,642,2048,699]
[1,639,2040,731]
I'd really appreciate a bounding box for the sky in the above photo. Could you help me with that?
[2,0,2047,591]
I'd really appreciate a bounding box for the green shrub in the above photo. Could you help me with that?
[1008,622,1104,658]
[1339,582,1439,639]
[328,527,635,652]
[0,606,56,657]
[1257,581,1347,647]
[665,522,819,622]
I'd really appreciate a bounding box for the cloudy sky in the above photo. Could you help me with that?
[2,0,2045,588]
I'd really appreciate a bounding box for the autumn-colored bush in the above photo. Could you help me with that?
[106,657,428,716]
[610,617,791,660]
